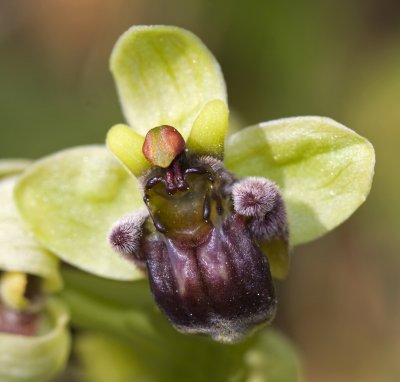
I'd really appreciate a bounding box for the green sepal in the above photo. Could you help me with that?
[110,25,227,139]
[0,298,71,382]
[186,99,229,159]
[225,116,375,246]
[14,146,145,280]
[106,124,150,176]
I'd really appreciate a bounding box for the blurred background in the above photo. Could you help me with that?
[1,0,399,381]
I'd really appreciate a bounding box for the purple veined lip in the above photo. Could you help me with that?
[109,126,289,343]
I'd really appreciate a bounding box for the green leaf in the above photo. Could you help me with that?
[110,25,227,139]
[14,146,145,280]
[0,176,62,292]
[225,117,375,245]
[0,159,31,179]
[0,298,70,382]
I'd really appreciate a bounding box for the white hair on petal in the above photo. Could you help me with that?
[108,207,149,256]
[232,177,279,217]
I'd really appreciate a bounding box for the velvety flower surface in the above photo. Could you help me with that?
[13,26,375,344]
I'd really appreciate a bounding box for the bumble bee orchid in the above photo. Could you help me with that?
[14,26,374,343]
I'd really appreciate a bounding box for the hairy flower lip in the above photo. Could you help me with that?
[145,213,277,343]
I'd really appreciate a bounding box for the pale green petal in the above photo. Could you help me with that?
[106,124,150,176]
[110,25,227,138]
[225,117,375,245]
[0,298,71,382]
[186,99,229,159]
[14,146,145,280]
[0,160,32,179]
[0,177,62,292]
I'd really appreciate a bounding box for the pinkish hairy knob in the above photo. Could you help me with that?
[142,125,186,168]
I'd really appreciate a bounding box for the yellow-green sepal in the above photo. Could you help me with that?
[14,146,145,281]
[186,99,229,159]
[110,25,227,139]
[106,124,150,176]
[225,116,375,246]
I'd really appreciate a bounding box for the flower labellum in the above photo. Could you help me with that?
[109,126,288,343]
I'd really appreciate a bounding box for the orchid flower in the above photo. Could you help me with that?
[13,26,374,346]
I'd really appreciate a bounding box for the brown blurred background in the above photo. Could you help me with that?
[1,1,399,381]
